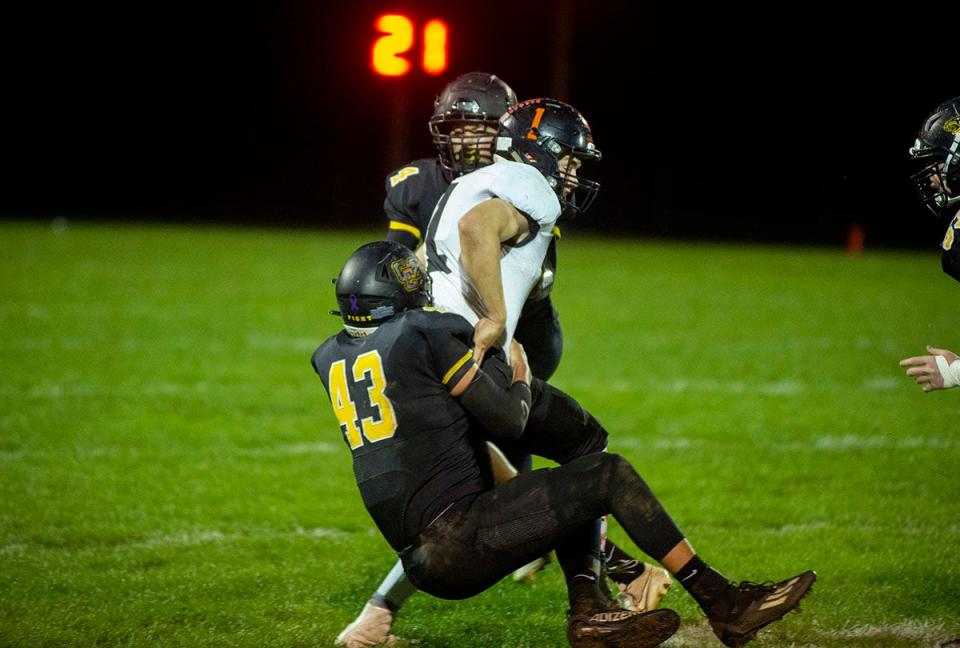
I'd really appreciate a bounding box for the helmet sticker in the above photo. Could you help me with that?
[944,117,960,135]
[390,258,423,292]
[370,305,396,320]
[526,107,546,141]
[349,295,360,312]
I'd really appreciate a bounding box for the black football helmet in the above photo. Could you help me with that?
[909,96,960,217]
[429,71,517,176]
[496,98,602,218]
[332,242,431,333]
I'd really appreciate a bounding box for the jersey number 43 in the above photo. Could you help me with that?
[328,351,398,449]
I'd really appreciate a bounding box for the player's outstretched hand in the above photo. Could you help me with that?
[899,345,960,392]
[509,340,531,385]
[472,316,505,366]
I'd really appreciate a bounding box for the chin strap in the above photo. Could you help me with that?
[344,324,378,337]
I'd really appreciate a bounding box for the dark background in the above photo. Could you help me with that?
[3,2,951,248]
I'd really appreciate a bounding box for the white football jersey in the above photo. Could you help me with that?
[424,158,561,353]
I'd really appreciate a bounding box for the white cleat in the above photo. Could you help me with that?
[617,564,672,612]
[335,603,398,648]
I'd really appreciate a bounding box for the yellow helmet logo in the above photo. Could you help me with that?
[945,117,960,135]
[390,258,423,293]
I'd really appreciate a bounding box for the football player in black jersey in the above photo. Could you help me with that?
[899,96,960,391]
[313,242,816,648]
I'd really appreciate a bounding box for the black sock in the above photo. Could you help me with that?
[369,594,398,612]
[674,555,707,587]
[675,557,735,618]
[603,541,646,586]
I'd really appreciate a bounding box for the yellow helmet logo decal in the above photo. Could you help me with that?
[945,117,960,135]
[390,258,423,293]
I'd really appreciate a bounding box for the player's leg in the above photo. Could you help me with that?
[334,560,414,648]
[402,452,813,646]
[520,377,672,609]
[555,452,816,647]
[336,439,507,646]
[479,356,670,607]
[399,466,681,647]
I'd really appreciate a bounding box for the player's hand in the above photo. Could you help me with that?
[509,340,531,385]
[899,345,959,392]
[472,317,505,366]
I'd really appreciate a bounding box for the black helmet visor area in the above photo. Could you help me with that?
[555,145,602,219]
[909,138,960,217]
[429,118,500,175]
[429,72,517,175]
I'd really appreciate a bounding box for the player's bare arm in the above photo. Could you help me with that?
[458,198,529,363]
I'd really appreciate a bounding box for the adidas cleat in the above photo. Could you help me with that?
[617,564,672,612]
[567,608,680,648]
[708,570,816,647]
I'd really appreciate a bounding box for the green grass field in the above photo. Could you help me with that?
[1,220,957,647]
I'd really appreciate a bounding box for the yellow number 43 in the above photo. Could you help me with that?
[328,351,398,449]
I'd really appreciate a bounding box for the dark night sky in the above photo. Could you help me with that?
[2,2,952,247]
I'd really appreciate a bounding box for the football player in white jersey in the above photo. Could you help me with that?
[425,98,600,364]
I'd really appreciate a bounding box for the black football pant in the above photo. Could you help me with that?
[514,296,563,382]
[500,296,564,472]
[481,352,609,472]
[399,452,684,600]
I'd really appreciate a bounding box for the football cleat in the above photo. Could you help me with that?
[616,565,672,612]
[335,603,398,648]
[707,570,816,647]
[512,553,552,582]
[567,607,680,648]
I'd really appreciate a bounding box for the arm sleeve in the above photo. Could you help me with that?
[421,312,531,438]
[457,372,531,440]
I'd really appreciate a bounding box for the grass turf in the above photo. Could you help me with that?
[1,219,957,647]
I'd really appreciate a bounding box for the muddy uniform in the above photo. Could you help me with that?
[311,308,678,599]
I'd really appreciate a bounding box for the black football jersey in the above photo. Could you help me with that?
[941,212,960,282]
[383,158,451,249]
[311,308,486,552]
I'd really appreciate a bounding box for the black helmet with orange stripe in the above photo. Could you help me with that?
[496,98,602,218]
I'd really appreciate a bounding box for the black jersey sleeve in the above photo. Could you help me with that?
[386,227,420,251]
[412,310,532,439]
[942,213,960,282]
[408,309,477,390]
[383,161,431,246]
[383,159,451,248]
[457,373,531,440]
